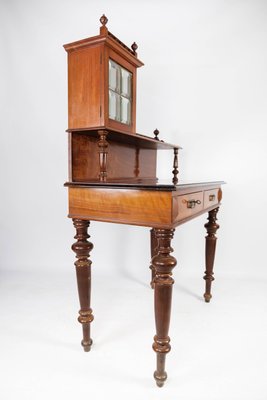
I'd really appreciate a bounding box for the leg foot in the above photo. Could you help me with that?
[81,339,93,352]
[154,353,167,387]
[204,293,212,303]
[203,208,219,302]
[152,229,176,387]
[72,219,94,351]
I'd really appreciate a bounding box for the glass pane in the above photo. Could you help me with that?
[109,90,120,121]
[121,68,132,98]
[121,97,131,125]
[108,59,132,125]
[109,60,120,92]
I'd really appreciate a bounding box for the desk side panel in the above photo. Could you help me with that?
[68,187,172,228]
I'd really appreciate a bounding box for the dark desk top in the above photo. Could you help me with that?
[65,180,225,192]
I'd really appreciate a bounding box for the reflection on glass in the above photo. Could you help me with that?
[108,59,132,125]
[109,60,120,92]
[121,68,131,98]
[121,97,131,125]
[109,91,120,121]
[109,91,116,121]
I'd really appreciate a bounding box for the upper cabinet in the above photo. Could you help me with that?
[63,14,144,134]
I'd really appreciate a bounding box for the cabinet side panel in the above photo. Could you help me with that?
[68,47,101,129]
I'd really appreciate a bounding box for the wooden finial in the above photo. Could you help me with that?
[154,129,159,140]
[100,14,108,26]
[131,42,138,55]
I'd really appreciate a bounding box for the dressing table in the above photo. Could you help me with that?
[64,15,224,387]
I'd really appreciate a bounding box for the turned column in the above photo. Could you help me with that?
[72,219,94,351]
[152,228,177,387]
[172,148,179,185]
[149,228,158,288]
[98,130,108,182]
[203,207,220,303]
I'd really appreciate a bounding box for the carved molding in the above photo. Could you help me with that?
[152,335,171,354]
[78,309,94,324]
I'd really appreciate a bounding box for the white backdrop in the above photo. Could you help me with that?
[1,1,267,399]
[1,0,266,276]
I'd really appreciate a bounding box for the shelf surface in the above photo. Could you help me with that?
[66,127,181,150]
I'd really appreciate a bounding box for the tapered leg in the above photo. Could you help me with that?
[72,219,94,351]
[203,208,220,303]
[149,228,159,288]
[152,228,177,387]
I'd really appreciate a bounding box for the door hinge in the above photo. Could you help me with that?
[100,53,102,64]
[100,105,102,117]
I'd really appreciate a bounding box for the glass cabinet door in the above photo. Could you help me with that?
[109,59,132,125]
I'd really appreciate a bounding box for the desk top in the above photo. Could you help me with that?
[65,180,225,192]
[66,180,224,228]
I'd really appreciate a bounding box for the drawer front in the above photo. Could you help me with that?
[177,191,204,220]
[204,189,220,209]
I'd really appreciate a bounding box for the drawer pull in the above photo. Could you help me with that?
[209,194,216,201]
[182,199,201,209]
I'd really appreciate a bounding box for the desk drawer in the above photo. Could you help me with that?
[177,191,203,220]
[204,189,220,208]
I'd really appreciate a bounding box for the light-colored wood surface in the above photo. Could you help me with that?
[69,187,172,227]
[68,184,222,228]
[174,191,204,222]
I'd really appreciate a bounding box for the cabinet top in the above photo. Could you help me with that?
[63,14,144,68]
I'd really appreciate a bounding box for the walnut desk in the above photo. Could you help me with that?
[64,16,224,387]
[65,179,223,387]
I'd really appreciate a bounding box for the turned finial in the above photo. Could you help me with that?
[154,129,159,140]
[131,42,138,55]
[100,14,108,26]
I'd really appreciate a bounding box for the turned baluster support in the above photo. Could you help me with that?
[72,219,94,351]
[172,148,179,185]
[203,207,220,302]
[98,130,108,182]
[152,228,177,387]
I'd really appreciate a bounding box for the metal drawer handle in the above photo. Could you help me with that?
[209,194,216,201]
[182,199,201,209]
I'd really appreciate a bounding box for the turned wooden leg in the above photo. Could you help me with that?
[149,228,159,289]
[72,219,94,352]
[152,228,177,387]
[203,207,220,303]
